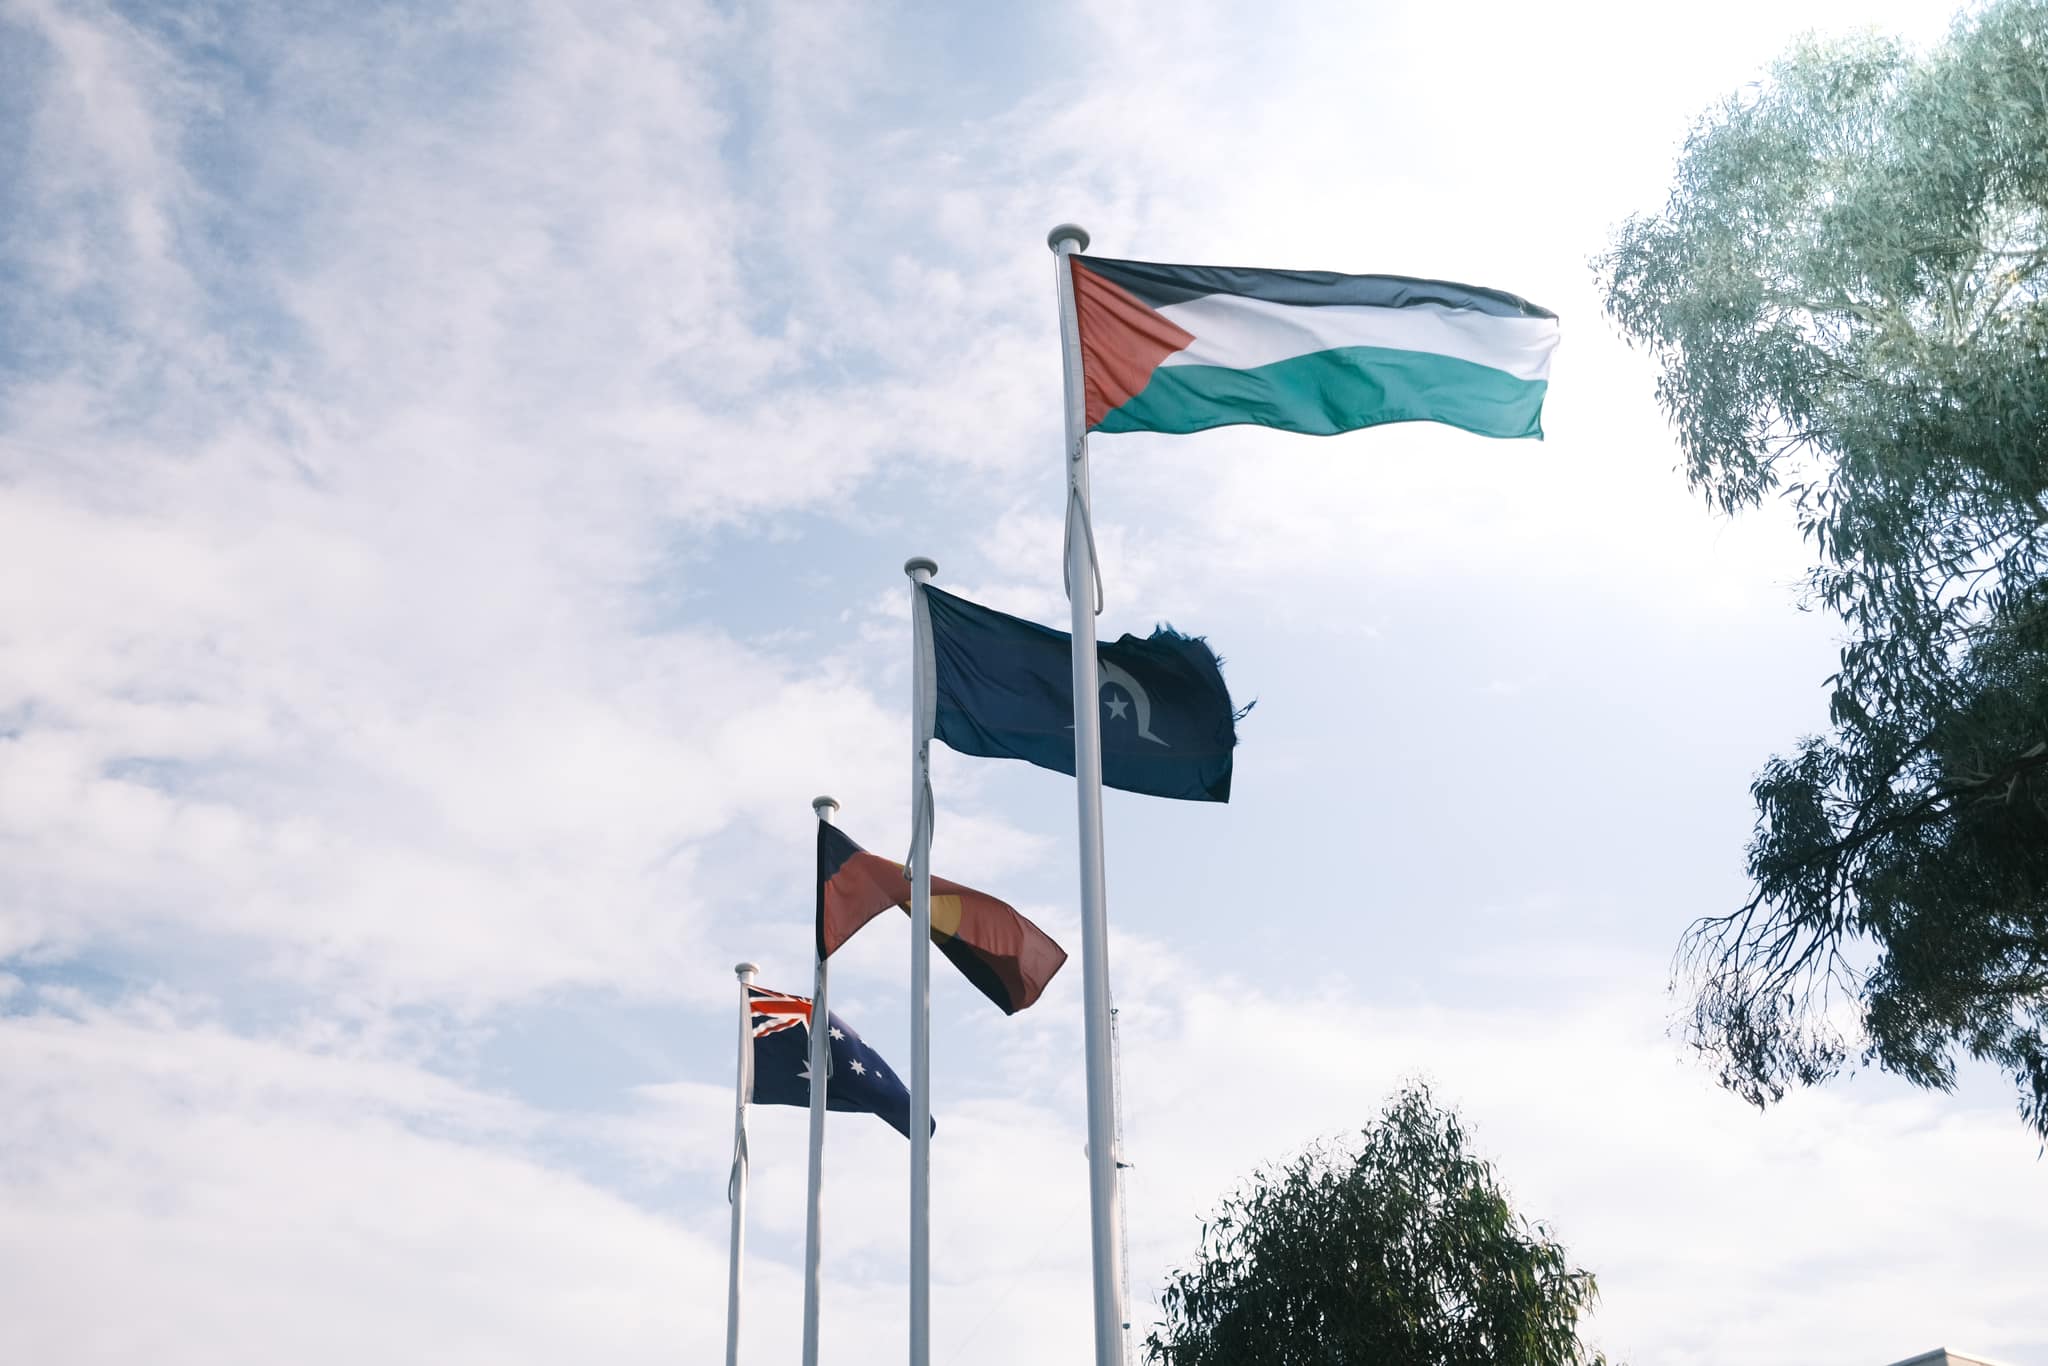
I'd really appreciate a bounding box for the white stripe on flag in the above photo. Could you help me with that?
[1158,292,1559,381]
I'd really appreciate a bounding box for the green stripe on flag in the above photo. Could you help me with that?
[1096,345,1548,440]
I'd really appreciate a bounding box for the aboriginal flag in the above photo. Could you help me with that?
[816,822,1066,1015]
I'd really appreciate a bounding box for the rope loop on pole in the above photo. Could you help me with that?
[1062,476,1106,615]
[901,743,935,879]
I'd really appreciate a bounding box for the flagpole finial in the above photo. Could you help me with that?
[811,795,839,820]
[735,962,759,980]
[903,556,937,581]
[1048,223,1090,253]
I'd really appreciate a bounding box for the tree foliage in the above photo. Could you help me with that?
[1144,1087,1605,1366]
[1596,0,2048,1135]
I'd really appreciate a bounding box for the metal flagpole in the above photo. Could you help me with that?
[724,960,759,1366]
[903,554,938,1366]
[1049,222,1127,1366]
[801,795,839,1366]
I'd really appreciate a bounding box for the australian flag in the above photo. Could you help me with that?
[747,985,927,1139]
[920,583,1243,802]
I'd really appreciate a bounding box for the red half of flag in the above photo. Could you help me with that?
[814,822,1067,1015]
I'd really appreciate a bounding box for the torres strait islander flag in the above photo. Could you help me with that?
[1070,255,1559,440]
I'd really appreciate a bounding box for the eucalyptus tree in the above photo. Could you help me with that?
[1144,1087,1606,1366]
[1597,0,2048,1135]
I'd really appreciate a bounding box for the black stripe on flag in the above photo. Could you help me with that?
[1077,255,1556,320]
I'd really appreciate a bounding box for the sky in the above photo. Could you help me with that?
[1,1,2042,1364]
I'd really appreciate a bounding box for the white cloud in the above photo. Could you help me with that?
[9,946,2042,1366]
[0,0,982,1004]
[0,1000,755,1366]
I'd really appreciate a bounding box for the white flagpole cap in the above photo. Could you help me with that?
[811,795,839,819]
[1047,223,1091,252]
[734,962,759,979]
[903,556,938,579]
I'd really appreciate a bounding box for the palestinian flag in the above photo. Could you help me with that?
[815,822,1067,1015]
[1070,255,1558,440]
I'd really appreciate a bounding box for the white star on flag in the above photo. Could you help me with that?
[848,1058,866,1076]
